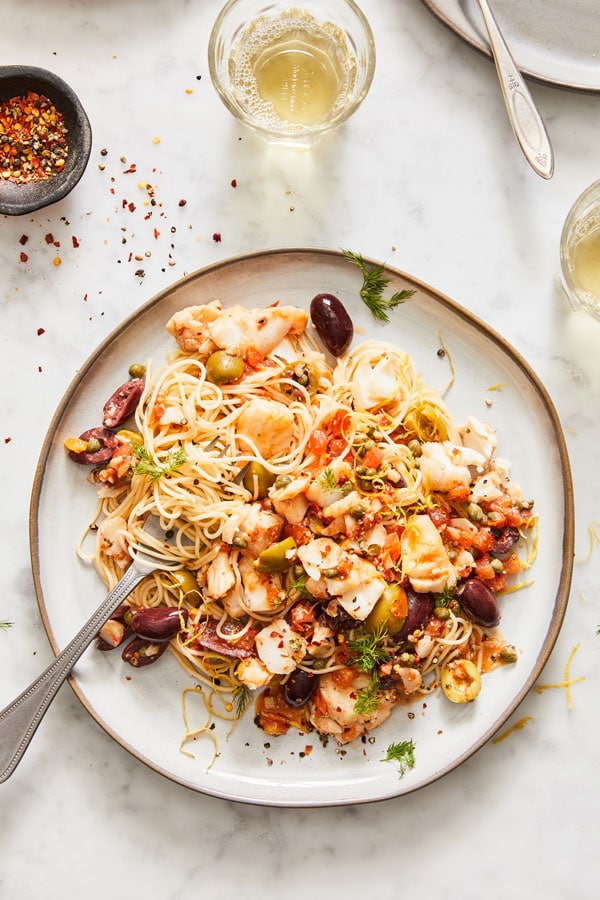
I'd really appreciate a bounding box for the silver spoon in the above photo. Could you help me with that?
[476,0,554,179]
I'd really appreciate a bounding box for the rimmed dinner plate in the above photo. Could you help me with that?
[421,0,600,93]
[30,248,573,806]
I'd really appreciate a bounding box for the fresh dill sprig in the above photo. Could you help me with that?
[0,619,13,631]
[435,584,455,608]
[290,571,312,599]
[317,466,338,492]
[382,739,416,778]
[233,683,253,719]
[134,445,187,481]
[342,249,415,324]
[347,624,390,672]
[354,672,383,716]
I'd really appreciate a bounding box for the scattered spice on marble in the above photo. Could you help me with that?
[212,232,222,243]
[19,234,28,245]
[44,233,54,244]
[19,251,28,263]
[0,91,68,183]
[230,179,237,188]
[37,327,45,335]
[178,198,187,207]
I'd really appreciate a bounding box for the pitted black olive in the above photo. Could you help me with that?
[459,578,501,627]
[282,669,317,708]
[310,293,354,356]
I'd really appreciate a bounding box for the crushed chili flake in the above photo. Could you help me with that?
[212,232,222,243]
[19,252,28,263]
[72,236,80,248]
[37,327,45,335]
[230,179,237,188]
[0,91,69,184]
[178,198,187,207]
[19,234,28,245]
[4,437,12,444]
[44,233,54,244]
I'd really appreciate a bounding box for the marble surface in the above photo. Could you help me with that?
[1,0,599,896]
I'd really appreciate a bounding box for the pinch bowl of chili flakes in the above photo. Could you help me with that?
[0,65,92,216]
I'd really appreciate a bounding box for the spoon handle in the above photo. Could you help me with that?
[0,564,145,783]
[476,0,554,179]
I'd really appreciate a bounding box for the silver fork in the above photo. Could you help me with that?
[0,515,186,783]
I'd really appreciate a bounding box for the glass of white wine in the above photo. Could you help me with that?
[208,0,375,147]
[560,180,600,321]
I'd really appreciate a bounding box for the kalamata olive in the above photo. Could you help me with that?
[194,618,258,658]
[130,606,188,642]
[121,637,168,667]
[310,293,354,356]
[68,427,119,465]
[396,588,435,641]
[459,578,501,627]
[491,526,520,558]
[282,669,317,708]
[102,378,145,429]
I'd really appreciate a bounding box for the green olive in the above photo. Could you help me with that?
[254,537,297,573]
[167,569,202,607]
[242,461,277,499]
[441,658,481,703]
[364,582,408,636]
[205,350,244,385]
[281,360,320,397]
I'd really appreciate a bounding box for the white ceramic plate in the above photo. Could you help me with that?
[422,0,600,93]
[30,249,573,806]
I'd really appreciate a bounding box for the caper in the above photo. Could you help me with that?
[323,568,339,579]
[242,461,276,499]
[86,438,101,453]
[350,504,366,520]
[467,502,484,523]
[254,537,297,573]
[491,558,505,574]
[407,439,421,458]
[434,605,451,620]
[128,363,147,379]
[499,644,519,663]
[205,350,244,385]
[366,543,381,556]
[274,475,292,490]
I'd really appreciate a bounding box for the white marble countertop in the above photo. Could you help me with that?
[1,0,599,896]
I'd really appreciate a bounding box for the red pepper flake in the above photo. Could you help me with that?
[230,179,237,188]
[128,202,136,212]
[123,163,137,174]
[37,327,45,335]
[72,236,80,248]
[0,91,69,184]
[153,228,160,240]
[19,251,28,263]
[178,198,187,207]
[212,232,222,243]
[4,437,12,444]
[19,234,28,245]
[45,233,54,244]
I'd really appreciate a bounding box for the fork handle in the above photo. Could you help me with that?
[0,565,146,783]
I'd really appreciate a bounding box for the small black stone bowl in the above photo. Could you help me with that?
[0,65,92,216]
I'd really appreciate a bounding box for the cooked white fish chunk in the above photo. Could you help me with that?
[236,397,295,459]
[165,300,223,356]
[255,618,307,675]
[309,668,396,744]
[401,514,456,593]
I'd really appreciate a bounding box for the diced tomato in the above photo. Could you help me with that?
[290,601,316,634]
[474,554,496,581]
[429,506,451,529]
[328,436,348,457]
[383,531,402,564]
[361,447,384,470]
[308,429,328,455]
[503,553,523,575]
[425,617,446,637]
[470,528,495,553]
[446,486,471,502]
[245,346,265,368]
